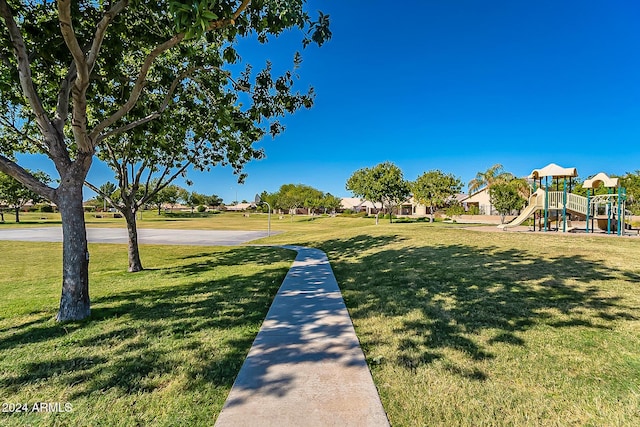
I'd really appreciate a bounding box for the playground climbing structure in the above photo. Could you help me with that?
[498,164,629,235]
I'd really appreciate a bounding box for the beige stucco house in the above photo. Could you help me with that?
[459,187,493,215]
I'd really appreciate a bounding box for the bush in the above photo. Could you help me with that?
[33,204,55,213]
[466,205,480,215]
[164,211,215,218]
[197,205,206,213]
[337,211,367,218]
[445,204,464,217]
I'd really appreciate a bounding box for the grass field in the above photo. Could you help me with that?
[0,242,295,426]
[261,221,640,426]
[1,214,640,425]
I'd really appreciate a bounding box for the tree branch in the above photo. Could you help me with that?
[53,61,77,131]
[139,162,190,206]
[101,140,124,181]
[57,0,88,88]
[95,66,199,143]
[0,0,57,144]
[0,154,57,202]
[0,116,48,153]
[90,0,251,145]
[57,0,93,152]
[88,33,186,143]
[86,0,129,74]
[84,180,120,209]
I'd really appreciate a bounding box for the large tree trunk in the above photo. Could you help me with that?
[123,208,143,272]
[56,180,91,322]
[14,207,19,223]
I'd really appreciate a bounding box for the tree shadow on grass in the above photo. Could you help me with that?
[314,238,639,380]
[0,247,295,401]
[160,246,297,276]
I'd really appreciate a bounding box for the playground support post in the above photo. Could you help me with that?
[607,187,612,235]
[586,189,591,233]
[562,177,567,233]
[617,186,622,236]
[544,177,549,231]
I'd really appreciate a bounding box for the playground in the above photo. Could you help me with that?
[498,163,636,236]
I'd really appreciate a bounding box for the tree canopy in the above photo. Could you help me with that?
[412,170,462,222]
[489,181,526,223]
[346,161,409,224]
[0,0,330,321]
[0,170,50,222]
[260,184,340,216]
[468,164,513,193]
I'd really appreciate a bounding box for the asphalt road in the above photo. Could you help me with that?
[0,227,277,246]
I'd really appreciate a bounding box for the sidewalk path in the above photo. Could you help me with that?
[215,246,389,426]
[0,227,275,246]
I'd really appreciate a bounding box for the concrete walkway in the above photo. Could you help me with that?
[0,227,275,246]
[215,246,389,427]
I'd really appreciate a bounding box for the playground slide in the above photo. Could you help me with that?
[497,188,545,229]
[497,202,540,229]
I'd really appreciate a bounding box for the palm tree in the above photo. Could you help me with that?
[468,163,512,193]
[509,177,532,200]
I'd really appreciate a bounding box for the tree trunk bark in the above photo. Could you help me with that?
[14,207,20,222]
[56,181,91,322]
[123,208,144,272]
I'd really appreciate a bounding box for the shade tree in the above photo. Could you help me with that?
[489,181,527,223]
[411,170,462,222]
[320,193,342,214]
[0,170,50,222]
[0,0,331,321]
[346,161,409,224]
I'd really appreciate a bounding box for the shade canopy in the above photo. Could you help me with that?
[528,163,578,179]
[583,172,619,189]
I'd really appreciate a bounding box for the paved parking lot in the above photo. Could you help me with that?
[0,227,277,246]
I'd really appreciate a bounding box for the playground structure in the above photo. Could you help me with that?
[498,163,631,236]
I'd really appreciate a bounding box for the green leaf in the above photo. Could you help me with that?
[202,11,218,21]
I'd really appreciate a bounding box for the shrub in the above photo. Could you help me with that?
[197,205,206,213]
[445,204,464,217]
[34,204,55,213]
[466,205,480,215]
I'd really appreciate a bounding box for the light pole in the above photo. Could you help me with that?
[255,194,271,237]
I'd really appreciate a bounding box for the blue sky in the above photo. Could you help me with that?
[19,0,640,203]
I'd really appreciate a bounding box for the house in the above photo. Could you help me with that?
[339,198,383,215]
[459,187,493,215]
[225,202,257,212]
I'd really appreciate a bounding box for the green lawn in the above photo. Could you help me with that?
[261,220,640,426]
[1,216,639,425]
[0,242,295,426]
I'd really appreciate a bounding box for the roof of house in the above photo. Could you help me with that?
[459,187,489,203]
[340,197,382,210]
[226,202,256,211]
